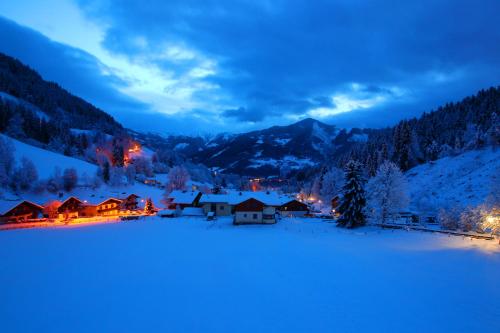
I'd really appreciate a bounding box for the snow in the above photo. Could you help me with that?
[348,133,369,142]
[200,190,293,206]
[406,148,500,212]
[167,190,201,205]
[274,138,291,145]
[0,92,50,121]
[174,142,189,151]
[0,218,498,333]
[70,128,92,136]
[2,134,98,179]
[248,155,315,170]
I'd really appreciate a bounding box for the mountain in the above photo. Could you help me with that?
[140,118,373,176]
[0,52,122,135]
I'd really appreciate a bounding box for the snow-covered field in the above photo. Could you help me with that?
[1,133,97,179]
[0,218,498,333]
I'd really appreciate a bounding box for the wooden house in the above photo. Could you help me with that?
[121,194,140,211]
[279,200,309,217]
[97,198,123,216]
[0,200,44,224]
[233,198,276,225]
[57,197,97,220]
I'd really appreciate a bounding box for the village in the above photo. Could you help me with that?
[0,187,317,227]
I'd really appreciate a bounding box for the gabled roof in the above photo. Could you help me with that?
[59,196,84,207]
[168,190,201,204]
[200,190,293,206]
[234,198,265,212]
[0,200,43,216]
[97,198,123,206]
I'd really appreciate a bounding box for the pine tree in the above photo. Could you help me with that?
[102,161,110,183]
[337,160,366,228]
[144,198,154,215]
[112,140,124,167]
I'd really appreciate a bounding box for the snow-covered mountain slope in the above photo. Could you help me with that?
[406,148,500,212]
[2,134,97,178]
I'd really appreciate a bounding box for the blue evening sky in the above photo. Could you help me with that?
[1,0,499,134]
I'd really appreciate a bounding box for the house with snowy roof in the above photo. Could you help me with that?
[199,190,305,222]
[165,190,202,209]
[57,196,97,220]
[233,198,277,225]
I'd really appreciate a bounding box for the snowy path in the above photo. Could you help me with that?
[0,217,499,333]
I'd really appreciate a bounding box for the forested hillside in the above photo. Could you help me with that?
[334,87,500,174]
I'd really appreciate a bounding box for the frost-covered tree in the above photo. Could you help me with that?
[366,161,409,224]
[14,157,38,192]
[125,165,136,185]
[109,167,126,187]
[0,135,15,187]
[459,206,486,232]
[337,160,366,228]
[319,167,344,202]
[438,206,460,230]
[425,141,441,161]
[166,166,190,192]
[134,157,153,177]
[46,167,63,194]
[5,112,25,138]
[486,112,500,148]
[62,168,78,192]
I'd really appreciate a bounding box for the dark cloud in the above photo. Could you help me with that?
[74,0,500,127]
[0,16,150,129]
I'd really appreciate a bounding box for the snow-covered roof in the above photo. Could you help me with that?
[200,190,294,206]
[168,190,201,204]
[182,207,205,216]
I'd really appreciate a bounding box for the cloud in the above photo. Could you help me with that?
[0,16,150,127]
[72,0,500,129]
[2,0,500,134]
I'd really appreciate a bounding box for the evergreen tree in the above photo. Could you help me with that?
[112,139,125,167]
[102,161,110,183]
[0,135,15,187]
[62,168,78,192]
[144,198,154,215]
[337,160,366,228]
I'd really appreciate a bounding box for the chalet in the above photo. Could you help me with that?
[233,198,277,225]
[279,199,309,217]
[0,200,44,224]
[97,198,122,216]
[121,194,140,211]
[57,197,97,220]
[165,190,202,210]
